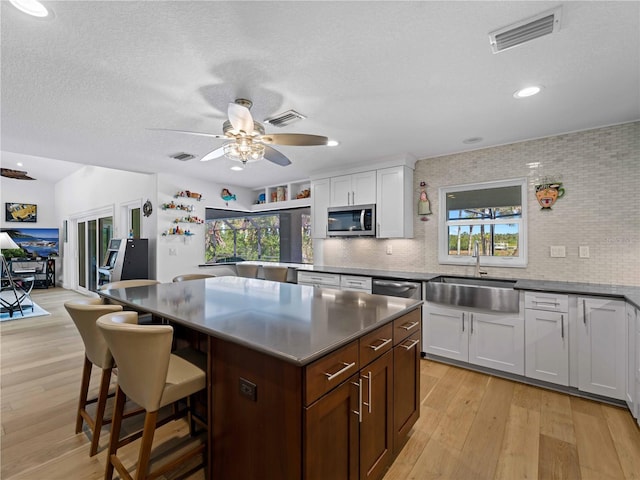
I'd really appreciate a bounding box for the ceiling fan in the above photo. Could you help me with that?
[158,99,331,167]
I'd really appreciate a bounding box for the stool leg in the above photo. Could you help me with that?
[76,356,92,434]
[135,410,158,480]
[90,367,112,456]
[105,385,126,480]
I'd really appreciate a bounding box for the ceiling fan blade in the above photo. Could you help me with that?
[147,128,227,139]
[228,102,254,133]
[264,146,291,166]
[200,146,226,162]
[260,133,329,146]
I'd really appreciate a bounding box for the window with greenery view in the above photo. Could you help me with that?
[438,178,527,267]
[205,207,313,264]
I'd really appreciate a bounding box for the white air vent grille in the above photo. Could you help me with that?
[171,152,195,161]
[489,6,562,53]
[264,110,306,127]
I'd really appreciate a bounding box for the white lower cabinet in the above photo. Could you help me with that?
[626,303,637,417]
[577,296,626,400]
[524,292,569,386]
[423,303,524,376]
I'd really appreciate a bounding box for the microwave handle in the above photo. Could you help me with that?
[360,209,365,231]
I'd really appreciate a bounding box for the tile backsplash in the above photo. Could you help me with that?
[322,122,640,286]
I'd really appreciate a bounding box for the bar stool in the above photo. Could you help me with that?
[262,265,289,283]
[236,264,259,278]
[172,273,215,282]
[97,311,206,480]
[64,299,124,456]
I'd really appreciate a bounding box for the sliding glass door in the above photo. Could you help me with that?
[75,213,112,293]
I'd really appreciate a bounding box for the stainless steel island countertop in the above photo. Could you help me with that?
[98,276,422,365]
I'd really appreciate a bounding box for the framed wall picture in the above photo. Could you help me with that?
[5,203,37,223]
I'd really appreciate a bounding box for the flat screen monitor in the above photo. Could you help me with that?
[105,250,118,269]
[108,239,122,250]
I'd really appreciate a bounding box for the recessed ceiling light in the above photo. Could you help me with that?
[513,86,543,99]
[463,137,483,144]
[230,165,244,171]
[10,0,50,18]
[327,140,339,147]
[16,162,23,167]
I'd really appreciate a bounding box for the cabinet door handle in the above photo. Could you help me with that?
[352,191,355,205]
[401,339,420,350]
[367,338,392,351]
[533,300,560,307]
[324,361,356,381]
[583,299,587,325]
[462,312,465,332]
[399,321,419,331]
[351,379,362,423]
[362,371,372,414]
[561,314,564,339]
[470,313,474,334]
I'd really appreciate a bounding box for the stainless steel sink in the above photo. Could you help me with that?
[426,276,520,313]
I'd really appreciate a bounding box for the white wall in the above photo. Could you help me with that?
[155,172,253,282]
[0,177,57,229]
[322,122,640,286]
[55,165,158,288]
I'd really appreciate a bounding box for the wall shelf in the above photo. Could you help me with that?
[251,180,311,211]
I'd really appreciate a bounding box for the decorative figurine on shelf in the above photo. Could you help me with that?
[221,188,236,206]
[418,181,432,220]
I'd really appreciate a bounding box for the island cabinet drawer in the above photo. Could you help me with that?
[305,341,359,406]
[359,322,393,367]
[525,292,568,312]
[393,308,421,345]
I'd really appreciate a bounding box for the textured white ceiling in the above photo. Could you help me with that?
[1,1,639,188]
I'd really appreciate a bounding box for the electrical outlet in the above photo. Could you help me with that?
[550,246,566,258]
[579,246,590,258]
[239,377,257,402]
[386,244,393,255]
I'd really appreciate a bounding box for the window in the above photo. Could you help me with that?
[438,178,527,268]
[205,207,312,264]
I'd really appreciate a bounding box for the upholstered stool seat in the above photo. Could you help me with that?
[97,311,206,480]
[262,265,289,283]
[98,279,160,291]
[64,299,124,456]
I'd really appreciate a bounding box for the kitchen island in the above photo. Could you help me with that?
[99,276,423,480]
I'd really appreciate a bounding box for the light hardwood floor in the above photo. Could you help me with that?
[1,288,639,479]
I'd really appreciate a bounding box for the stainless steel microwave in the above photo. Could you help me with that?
[327,204,376,237]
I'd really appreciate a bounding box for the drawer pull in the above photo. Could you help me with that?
[400,339,420,350]
[399,321,419,331]
[533,301,560,307]
[368,338,392,351]
[561,314,564,339]
[324,361,356,381]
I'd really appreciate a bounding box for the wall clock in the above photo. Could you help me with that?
[143,200,153,217]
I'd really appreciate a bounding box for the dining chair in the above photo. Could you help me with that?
[262,265,289,283]
[97,311,207,480]
[235,264,259,278]
[172,273,215,282]
[64,299,125,456]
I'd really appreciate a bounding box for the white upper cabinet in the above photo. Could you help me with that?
[329,171,376,207]
[376,166,413,239]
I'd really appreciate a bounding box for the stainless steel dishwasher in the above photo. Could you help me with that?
[371,279,422,300]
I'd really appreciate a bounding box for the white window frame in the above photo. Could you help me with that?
[438,177,527,268]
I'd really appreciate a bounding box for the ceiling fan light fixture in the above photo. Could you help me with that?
[223,141,264,164]
[327,140,339,147]
[230,165,244,171]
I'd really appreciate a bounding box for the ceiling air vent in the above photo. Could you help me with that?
[170,152,196,161]
[489,6,562,54]
[264,109,306,127]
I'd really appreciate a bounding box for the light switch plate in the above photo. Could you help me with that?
[579,246,590,258]
[386,244,393,255]
[550,246,566,258]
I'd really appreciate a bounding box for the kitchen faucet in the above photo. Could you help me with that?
[473,241,488,277]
